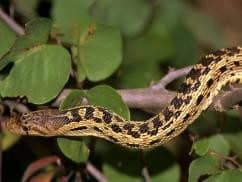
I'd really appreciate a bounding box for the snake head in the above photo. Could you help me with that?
[5,113,27,135]
[6,109,70,136]
[5,111,43,135]
[6,110,59,136]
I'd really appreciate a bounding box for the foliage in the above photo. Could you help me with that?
[1,0,242,181]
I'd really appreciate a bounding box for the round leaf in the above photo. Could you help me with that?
[57,137,89,163]
[103,164,140,182]
[52,0,95,44]
[0,20,16,59]
[206,170,242,182]
[209,134,230,156]
[12,18,52,51]
[59,89,84,110]
[86,85,130,120]
[188,155,220,182]
[193,138,210,156]
[92,0,151,37]
[2,129,20,151]
[0,18,52,70]
[1,45,71,104]
[151,164,180,182]
[79,23,122,81]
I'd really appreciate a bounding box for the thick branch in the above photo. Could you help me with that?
[51,66,242,113]
[118,88,175,110]
[211,87,242,112]
[52,66,191,110]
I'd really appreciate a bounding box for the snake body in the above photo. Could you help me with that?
[5,47,242,149]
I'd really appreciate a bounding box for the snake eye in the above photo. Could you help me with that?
[20,112,32,124]
[21,113,27,120]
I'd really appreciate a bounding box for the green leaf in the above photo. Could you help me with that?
[86,85,130,120]
[144,147,180,182]
[103,164,140,182]
[2,129,20,151]
[53,1,122,82]
[97,144,179,182]
[206,170,242,182]
[193,138,210,156]
[1,45,71,104]
[52,0,95,44]
[118,32,167,88]
[0,20,16,59]
[223,132,242,159]
[59,89,84,110]
[184,8,225,48]
[171,24,198,67]
[0,18,52,70]
[193,134,230,156]
[57,137,89,163]
[151,164,180,182]
[12,18,52,50]
[79,23,122,81]
[209,134,230,156]
[119,60,162,88]
[188,155,221,182]
[14,0,38,19]
[92,0,151,37]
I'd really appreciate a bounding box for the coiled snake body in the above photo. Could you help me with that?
[5,47,242,149]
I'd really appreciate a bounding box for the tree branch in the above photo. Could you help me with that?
[86,162,107,182]
[151,66,192,90]
[142,166,151,182]
[211,86,242,112]
[52,66,192,111]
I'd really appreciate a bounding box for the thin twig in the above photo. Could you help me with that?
[118,88,175,111]
[211,87,242,112]
[209,150,241,168]
[86,162,107,182]
[151,66,192,90]
[0,7,25,35]
[142,167,151,182]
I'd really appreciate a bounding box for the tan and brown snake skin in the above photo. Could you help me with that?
[5,47,242,149]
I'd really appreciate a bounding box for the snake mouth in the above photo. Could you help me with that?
[4,114,27,135]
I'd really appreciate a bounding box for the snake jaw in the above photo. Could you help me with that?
[5,114,27,135]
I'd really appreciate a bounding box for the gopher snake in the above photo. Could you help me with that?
[5,47,242,149]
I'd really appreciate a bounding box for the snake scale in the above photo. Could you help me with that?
[5,47,242,149]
